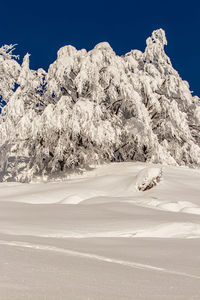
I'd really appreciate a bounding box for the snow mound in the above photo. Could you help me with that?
[136,167,162,191]
[134,222,200,239]
[158,201,200,213]
[131,199,200,215]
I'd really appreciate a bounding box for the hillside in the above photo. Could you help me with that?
[0,162,200,299]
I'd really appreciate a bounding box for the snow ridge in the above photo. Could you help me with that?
[0,29,200,181]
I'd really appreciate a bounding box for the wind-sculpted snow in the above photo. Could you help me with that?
[0,29,200,181]
[1,162,200,239]
[0,163,200,299]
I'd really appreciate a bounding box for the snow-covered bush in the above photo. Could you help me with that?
[0,29,200,181]
[136,167,162,191]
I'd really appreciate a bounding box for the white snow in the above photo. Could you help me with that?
[0,29,200,299]
[0,162,200,299]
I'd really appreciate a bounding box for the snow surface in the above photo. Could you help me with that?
[0,162,200,299]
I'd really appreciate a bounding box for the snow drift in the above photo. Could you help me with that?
[0,29,200,181]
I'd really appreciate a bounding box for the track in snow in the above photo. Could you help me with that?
[0,239,199,280]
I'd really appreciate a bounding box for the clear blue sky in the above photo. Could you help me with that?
[1,0,200,96]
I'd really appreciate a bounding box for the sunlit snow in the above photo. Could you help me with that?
[0,162,200,299]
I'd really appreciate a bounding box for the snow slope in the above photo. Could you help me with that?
[0,162,200,299]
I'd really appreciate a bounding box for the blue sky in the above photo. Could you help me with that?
[1,0,200,96]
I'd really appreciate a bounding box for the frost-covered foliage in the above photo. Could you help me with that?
[0,44,20,107]
[0,29,200,182]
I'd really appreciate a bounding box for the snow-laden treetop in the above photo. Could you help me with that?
[0,29,200,182]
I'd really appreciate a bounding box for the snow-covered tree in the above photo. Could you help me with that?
[0,44,20,109]
[0,29,200,182]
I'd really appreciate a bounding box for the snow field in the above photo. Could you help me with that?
[0,162,200,299]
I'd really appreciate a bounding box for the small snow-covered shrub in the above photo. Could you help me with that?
[136,167,162,191]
